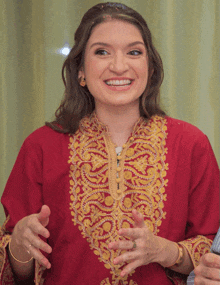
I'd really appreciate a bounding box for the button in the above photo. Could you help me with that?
[122,144,127,148]
[117,155,122,160]
[117,189,122,194]
[116,178,120,183]
[130,137,134,142]
[117,167,121,172]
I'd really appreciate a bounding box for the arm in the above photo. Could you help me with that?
[0,132,51,283]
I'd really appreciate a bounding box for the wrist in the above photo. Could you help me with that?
[157,238,180,267]
[167,243,184,268]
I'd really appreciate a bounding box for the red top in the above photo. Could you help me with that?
[0,115,219,285]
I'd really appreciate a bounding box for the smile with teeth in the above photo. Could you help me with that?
[105,79,132,86]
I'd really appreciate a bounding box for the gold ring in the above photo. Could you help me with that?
[27,244,32,255]
[133,241,137,249]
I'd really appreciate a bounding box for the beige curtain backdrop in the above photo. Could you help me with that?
[0,0,219,224]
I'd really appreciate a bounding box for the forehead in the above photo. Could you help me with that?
[87,20,144,46]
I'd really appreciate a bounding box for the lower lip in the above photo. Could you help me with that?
[104,80,134,91]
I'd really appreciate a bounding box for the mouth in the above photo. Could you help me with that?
[104,79,133,86]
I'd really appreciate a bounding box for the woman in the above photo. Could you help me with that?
[0,2,219,285]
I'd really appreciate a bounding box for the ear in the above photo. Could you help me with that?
[78,68,85,79]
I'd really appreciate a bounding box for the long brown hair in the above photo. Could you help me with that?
[46,2,165,134]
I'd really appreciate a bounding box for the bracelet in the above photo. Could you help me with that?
[168,243,184,267]
[8,241,34,264]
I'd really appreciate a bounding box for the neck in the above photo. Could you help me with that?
[95,104,140,147]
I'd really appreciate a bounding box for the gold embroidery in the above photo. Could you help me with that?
[68,115,168,284]
[35,261,45,285]
[100,278,138,285]
[0,216,13,283]
[179,235,213,268]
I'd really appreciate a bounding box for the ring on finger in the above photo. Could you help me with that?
[132,241,137,249]
[26,244,32,255]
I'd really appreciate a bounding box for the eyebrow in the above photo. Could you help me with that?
[89,41,145,49]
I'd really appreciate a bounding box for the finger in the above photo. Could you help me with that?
[132,209,145,228]
[194,275,220,285]
[28,217,50,239]
[37,205,51,227]
[200,253,220,269]
[194,264,220,281]
[108,240,134,250]
[118,227,146,240]
[26,243,51,269]
[113,249,137,265]
[25,231,52,254]
[120,259,141,277]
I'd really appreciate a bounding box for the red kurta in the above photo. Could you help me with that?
[0,115,219,285]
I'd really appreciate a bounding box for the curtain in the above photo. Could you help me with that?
[0,0,219,223]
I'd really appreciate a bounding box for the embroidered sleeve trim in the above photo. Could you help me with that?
[35,260,45,285]
[178,235,213,268]
[0,215,14,284]
[165,235,212,285]
[165,235,212,284]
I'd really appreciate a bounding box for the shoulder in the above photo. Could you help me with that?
[166,116,205,137]
[165,116,208,143]
[22,126,70,150]
[164,116,214,160]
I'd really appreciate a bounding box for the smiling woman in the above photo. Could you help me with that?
[0,2,219,285]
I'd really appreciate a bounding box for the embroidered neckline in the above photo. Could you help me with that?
[68,115,168,284]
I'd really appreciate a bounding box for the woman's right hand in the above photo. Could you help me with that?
[10,205,52,269]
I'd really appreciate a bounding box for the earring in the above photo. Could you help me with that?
[80,77,86,87]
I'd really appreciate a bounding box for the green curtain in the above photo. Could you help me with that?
[1,0,219,224]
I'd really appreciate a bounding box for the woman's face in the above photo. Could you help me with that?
[79,20,149,111]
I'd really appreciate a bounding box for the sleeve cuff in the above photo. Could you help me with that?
[0,217,14,284]
[179,235,213,268]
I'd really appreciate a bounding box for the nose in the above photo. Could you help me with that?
[109,52,129,74]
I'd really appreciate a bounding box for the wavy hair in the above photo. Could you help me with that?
[46,2,165,133]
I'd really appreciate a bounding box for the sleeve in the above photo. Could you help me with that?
[180,135,219,268]
[0,135,46,284]
[166,133,219,284]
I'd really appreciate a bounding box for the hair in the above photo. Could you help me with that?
[46,2,166,134]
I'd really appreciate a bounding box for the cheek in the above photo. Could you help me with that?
[85,58,104,78]
[138,64,148,84]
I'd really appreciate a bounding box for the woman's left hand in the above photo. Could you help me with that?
[194,253,220,284]
[108,209,175,277]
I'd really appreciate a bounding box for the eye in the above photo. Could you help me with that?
[128,50,143,56]
[95,49,108,55]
